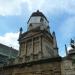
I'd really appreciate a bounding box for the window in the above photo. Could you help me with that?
[40,17,44,22]
[29,23,32,29]
[34,37,39,54]
[30,23,32,26]
[20,43,25,56]
[20,43,25,51]
[46,45,53,57]
[27,40,32,55]
[47,26,49,29]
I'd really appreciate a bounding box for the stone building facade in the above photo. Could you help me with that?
[0,10,75,75]
[0,57,61,75]
[14,10,59,64]
[61,58,75,75]
[0,10,61,75]
[61,39,75,75]
[0,43,18,67]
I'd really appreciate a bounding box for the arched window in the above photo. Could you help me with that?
[40,17,44,22]
[29,23,32,30]
[30,23,32,27]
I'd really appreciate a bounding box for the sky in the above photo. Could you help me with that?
[0,0,75,57]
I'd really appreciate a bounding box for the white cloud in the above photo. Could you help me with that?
[0,0,26,16]
[0,0,75,16]
[25,0,45,11]
[0,32,19,50]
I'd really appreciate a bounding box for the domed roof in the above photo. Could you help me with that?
[32,10,45,17]
[27,10,48,23]
[68,47,75,55]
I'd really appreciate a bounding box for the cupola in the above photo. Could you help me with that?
[27,10,50,32]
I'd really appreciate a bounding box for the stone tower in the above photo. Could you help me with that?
[18,10,59,63]
[0,10,61,75]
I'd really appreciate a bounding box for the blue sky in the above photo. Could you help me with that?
[0,0,75,57]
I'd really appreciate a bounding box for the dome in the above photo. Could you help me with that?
[31,10,46,18]
[68,47,75,55]
[27,10,48,23]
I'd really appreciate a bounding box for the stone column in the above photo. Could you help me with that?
[32,38,34,54]
[32,38,34,59]
[40,36,43,58]
[25,42,27,62]
[25,42,27,56]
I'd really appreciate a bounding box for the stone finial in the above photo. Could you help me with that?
[52,31,58,48]
[52,31,59,56]
[65,44,68,56]
[37,10,39,12]
[19,27,23,39]
[70,39,75,48]
[20,27,23,34]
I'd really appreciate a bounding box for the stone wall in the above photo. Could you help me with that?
[0,58,61,75]
[61,59,75,75]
